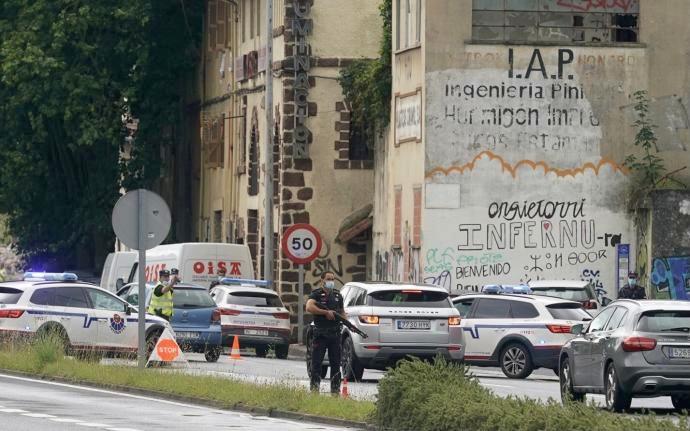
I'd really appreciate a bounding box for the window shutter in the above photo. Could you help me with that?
[216,0,227,48]
[208,0,218,52]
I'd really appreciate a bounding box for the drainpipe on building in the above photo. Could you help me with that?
[263,0,275,286]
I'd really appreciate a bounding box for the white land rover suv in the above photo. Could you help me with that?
[0,273,172,357]
[336,282,463,381]
[453,286,592,379]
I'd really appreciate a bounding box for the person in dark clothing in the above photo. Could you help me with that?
[209,267,227,291]
[618,271,646,299]
[306,271,344,394]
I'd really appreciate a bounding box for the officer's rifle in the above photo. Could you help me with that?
[313,302,368,339]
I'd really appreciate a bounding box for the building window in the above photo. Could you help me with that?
[255,0,261,37]
[208,1,231,52]
[349,120,372,161]
[250,0,255,40]
[213,211,223,242]
[394,186,402,246]
[203,116,225,168]
[412,186,421,247]
[472,0,639,43]
[241,0,246,42]
[248,114,259,196]
[396,0,421,50]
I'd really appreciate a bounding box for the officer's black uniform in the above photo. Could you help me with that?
[618,283,646,299]
[309,287,344,393]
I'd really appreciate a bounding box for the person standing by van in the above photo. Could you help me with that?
[148,269,178,322]
[209,266,227,291]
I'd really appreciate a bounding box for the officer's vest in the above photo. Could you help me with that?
[148,283,173,317]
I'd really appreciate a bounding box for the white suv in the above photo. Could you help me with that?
[0,273,172,357]
[336,282,463,381]
[453,289,591,379]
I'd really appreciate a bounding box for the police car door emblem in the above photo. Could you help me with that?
[110,314,126,334]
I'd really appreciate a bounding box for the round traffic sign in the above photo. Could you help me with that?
[112,189,171,250]
[156,338,180,362]
[282,224,322,264]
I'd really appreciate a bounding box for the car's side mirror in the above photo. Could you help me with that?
[125,304,133,316]
[116,278,125,289]
[571,323,584,335]
[601,298,612,306]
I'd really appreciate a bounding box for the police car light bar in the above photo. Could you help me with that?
[481,284,532,295]
[23,272,79,282]
[220,277,270,288]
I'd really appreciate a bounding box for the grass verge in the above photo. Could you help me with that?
[0,337,374,424]
[376,358,690,431]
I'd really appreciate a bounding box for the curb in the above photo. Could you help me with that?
[0,368,374,430]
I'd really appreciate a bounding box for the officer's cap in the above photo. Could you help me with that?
[159,269,170,277]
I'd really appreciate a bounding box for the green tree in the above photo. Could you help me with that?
[0,1,202,269]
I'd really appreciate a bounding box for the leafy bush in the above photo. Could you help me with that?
[375,358,689,431]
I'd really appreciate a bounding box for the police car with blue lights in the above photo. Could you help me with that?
[210,278,291,359]
[0,272,173,357]
[453,284,592,379]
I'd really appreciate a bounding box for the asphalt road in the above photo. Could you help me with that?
[0,373,357,431]
[180,351,678,412]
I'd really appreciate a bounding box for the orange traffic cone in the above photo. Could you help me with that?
[341,377,349,398]
[229,335,242,360]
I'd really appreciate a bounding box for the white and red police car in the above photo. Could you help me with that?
[0,272,172,357]
[210,278,291,359]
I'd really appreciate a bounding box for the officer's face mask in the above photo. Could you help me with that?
[324,280,335,290]
[628,278,637,286]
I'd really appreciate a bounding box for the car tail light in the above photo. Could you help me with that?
[211,309,221,323]
[546,324,572,334]
[273,312,290,319]
[448,317,461,326]
[622,336,657,352]
[0,309,24,319]
[402,290,422,294]
[359,315,380,324]
[582,300,598,310]
[220,308,241,316]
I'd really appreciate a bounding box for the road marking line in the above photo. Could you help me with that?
[482,384,513,389]
[50,418,83,423]
[21,413,57,418]
[75,423,111,427]
[0,373,251,414]
[107,428,144,431]
[0,408,27,413]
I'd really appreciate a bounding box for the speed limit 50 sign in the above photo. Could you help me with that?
[282,224,322,264]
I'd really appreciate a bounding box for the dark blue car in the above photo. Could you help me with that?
[117,283,223,362]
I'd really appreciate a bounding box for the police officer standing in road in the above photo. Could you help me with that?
[618,271,646,299]
[306,271,344,394]
[148,268,179,322]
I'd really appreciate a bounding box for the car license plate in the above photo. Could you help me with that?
[245,329,269,336]
[670,347,690,359]
[397,320,430,330]
[176,332,199,339]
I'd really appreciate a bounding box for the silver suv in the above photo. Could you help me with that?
[338,282,462,381]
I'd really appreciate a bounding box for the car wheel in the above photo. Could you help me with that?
[671,394,690,411]
[559,357,584,403]
[204,347,221,363]
[275,344,289,360]
[341,337,365,382]
[605,362,631,412]
[255,345,269,358]
[35,324,69,356]
[145,330,162,364]
[500,343,533,379]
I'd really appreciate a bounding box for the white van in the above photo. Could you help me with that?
[132,243,255,288]
[100,251,137,292]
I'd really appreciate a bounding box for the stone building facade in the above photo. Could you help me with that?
[192,0,380,337]
[374,0,690,301]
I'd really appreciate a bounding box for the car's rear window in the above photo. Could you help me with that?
[532,287,591,302]
[227,292,283,307]
[547,303,591,321]
[637,310,690,333]
[173,288,216,309]
[370,290,451,308]
[0,287,23,304]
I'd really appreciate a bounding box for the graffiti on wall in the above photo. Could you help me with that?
[423,46,636,296]
[312,241,344,287]
[651,256,690,300]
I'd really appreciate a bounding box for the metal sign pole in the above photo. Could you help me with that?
[298,264,304,345]
[263,0,275,286]
[137,190,147,368]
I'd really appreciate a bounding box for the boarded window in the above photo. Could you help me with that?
[394,187,402,246]
[208,1,217,52]
[214,211,223,242]
[472,0,639,43]
[204,116,225,168]
[412,186,422,246]
[248,118,259,196]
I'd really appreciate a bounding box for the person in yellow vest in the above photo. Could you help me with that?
[148,268,177,322]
